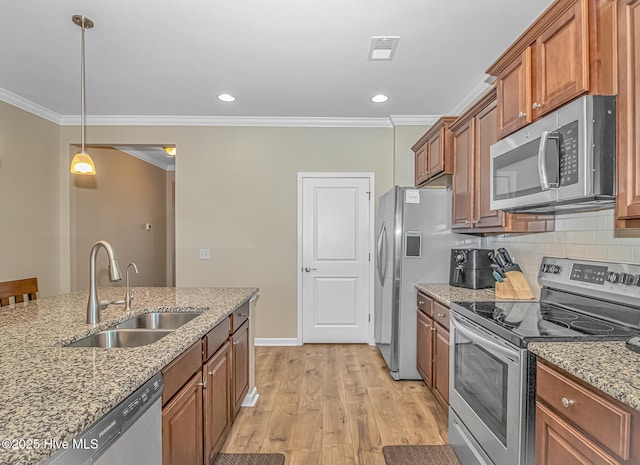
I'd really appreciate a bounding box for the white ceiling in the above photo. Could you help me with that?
[0,0,554,122]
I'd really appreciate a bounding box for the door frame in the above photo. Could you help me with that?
[297,172,376,345]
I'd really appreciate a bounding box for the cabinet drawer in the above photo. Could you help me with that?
[417,292,433,317]
[230,301,249,334]
[162,341,202,405]
[537,361,632,460]
[204,318,230,361]
[432,301,450,330]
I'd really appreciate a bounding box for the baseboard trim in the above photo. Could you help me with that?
[241,387,259,407]
[254,337,300,346]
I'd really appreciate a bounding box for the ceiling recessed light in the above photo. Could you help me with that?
[164,147,176,156]
[371,94,389,103]
[217,93,236,102]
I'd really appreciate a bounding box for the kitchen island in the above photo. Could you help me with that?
[0,286,257,465]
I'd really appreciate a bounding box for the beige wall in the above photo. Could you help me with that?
[71,147,168,290]
[0,101,61,298]
[393,125,429,186]
[59,125,395,338]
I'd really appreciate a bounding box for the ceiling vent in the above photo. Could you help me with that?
[368,36,400,61]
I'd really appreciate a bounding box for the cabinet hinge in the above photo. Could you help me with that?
[369,252,371,262]
[369,314,371,323]
[366,191,371,200]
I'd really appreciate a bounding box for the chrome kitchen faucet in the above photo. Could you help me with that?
[86,240,122,324]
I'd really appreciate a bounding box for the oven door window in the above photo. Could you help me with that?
[454,336,509,445]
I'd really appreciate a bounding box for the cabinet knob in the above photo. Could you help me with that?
[471,220,478,225]
[233,340,240,346]
[532,102,541,110]
[437,313,445,318]
[431,326,436,331]
[418,300,425,305]
[209,370,217,376]
[239,312,248,317]
[197,380,207,388]
[518,111,527,118]
[561,397,576,408]
[464,220,471,224]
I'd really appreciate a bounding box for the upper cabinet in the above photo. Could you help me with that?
[487,0,616,139]
[616,0,640,228]
[412,117,457,187]
[451,89,555,233]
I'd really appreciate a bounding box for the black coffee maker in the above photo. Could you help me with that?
[449,249,495,289]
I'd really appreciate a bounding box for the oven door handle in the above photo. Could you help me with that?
[451,314,520,364]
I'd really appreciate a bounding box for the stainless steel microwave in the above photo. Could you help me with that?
[490,95,615,214]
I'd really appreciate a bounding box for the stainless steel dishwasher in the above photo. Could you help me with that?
[44,373,163,465]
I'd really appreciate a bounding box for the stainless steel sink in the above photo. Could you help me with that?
[115,311,203,330]
[66,329,173,348]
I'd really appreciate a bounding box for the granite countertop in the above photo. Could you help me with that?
[529,341,640,412]
[415,283,499,306]
[0,286,258,465]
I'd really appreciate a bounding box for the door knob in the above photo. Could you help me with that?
[304,267,317,272]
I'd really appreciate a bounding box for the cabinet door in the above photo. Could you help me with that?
[616,0,640,225]
[474,99,504,228]
[497,48,532,138]
[536,401,620,465]
[433,323,450,410]
[452,120,473,229]
[534,0,589,119]
[416,309,434,388]
[203,341,231,464]
[427,130,444,177]
[162,374,203,465]
[231,320,249,420]
[414,144,428,186]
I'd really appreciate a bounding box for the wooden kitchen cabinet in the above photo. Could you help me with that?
[162,373,204,465]
[615,0,640,228]
[416,292,449,414]
[535,358,640,465]
[412,117,457,186]
[451,89,555,233]
[231,319,249,420]
[203,341,232,464]
[487,0,616,138]
[161,301,252,465]
[416,302,434,388]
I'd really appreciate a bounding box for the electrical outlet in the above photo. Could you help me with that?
[199,248,211,260]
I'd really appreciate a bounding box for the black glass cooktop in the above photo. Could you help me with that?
[450,300,638,348]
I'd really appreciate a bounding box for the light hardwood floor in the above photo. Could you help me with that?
[221,344,448,465]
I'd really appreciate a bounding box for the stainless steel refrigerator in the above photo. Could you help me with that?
[374,186,472,380]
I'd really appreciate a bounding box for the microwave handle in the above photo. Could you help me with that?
[538,131,560,191]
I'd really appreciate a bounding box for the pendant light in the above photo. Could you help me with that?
[70,15,96,176]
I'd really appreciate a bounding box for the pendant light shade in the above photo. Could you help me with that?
[70,15,96,176]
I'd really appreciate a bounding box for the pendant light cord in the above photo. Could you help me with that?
[80,18,86,152]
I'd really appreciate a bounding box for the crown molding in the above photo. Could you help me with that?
[113,146,175,171]
[59,114,394,128]
[447,74,495,116]
[388,115,441,126]
[0,88,62,124]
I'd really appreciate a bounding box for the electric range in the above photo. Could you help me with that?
[448,257,640,465]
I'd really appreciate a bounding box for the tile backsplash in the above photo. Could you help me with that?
[482,209,640,298]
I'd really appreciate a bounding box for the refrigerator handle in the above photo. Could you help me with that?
[377,222,387,285]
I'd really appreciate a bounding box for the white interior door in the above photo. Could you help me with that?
[300,175,372,343]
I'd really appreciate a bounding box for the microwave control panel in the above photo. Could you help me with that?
[558,120,579,186]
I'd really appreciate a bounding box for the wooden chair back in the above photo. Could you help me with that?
[0,278,38,306]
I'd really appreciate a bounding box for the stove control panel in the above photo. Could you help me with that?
[539,257,640,307]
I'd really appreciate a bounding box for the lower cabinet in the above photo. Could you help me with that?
[416,291,450,414]
[162,302,251,465]
[535,358,640,465]
[231,320,249,420]
[162,373,204,465]
[204,341,231,465]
